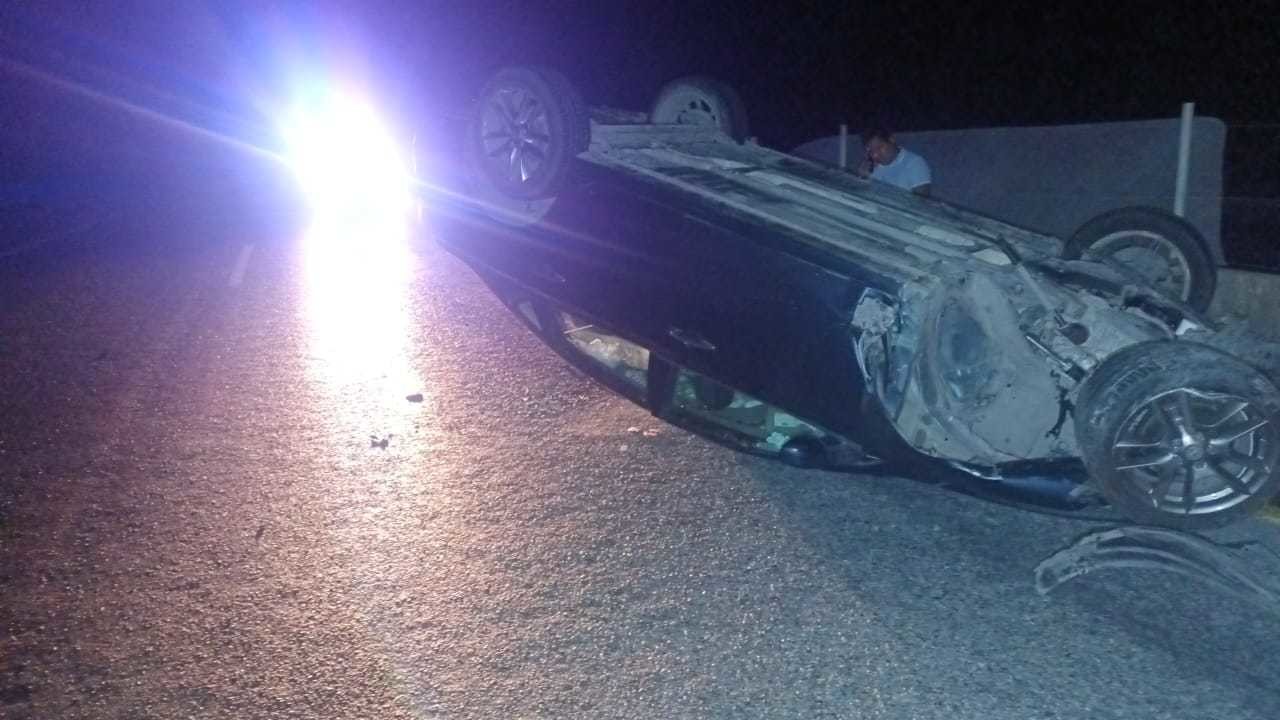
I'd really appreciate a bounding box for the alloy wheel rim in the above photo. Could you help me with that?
[666,91,723,128]
[479,86,552,186]
[1086,230,1194,302]
[1109,387,1277,516]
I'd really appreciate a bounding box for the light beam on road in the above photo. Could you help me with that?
[301,217,424,414]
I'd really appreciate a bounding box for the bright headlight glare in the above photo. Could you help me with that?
[282,94,411,220]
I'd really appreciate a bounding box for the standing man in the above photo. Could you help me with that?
[856,128,932,196]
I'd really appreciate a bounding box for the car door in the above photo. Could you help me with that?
[441,161,877,439]
[429,160,673,339]
[519,164,694,357]
[594,184,880,438]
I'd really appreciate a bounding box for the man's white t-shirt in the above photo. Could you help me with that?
[870,147,931,191]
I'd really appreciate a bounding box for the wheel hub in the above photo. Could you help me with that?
[1179,442,1207,463]
[1172,431,1208,462]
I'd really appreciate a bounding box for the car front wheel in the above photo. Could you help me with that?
[1074,341,1280,529]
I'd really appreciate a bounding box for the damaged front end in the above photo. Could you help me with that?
[852,254,1189,472]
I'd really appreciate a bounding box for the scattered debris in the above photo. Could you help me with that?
[254,524,266,542]
[406,393,424,403]
[1035,526,1280,617]
[369,434,391,450]
[626,426,661,437]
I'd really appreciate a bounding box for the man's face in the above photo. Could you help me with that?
[866,136,899,166]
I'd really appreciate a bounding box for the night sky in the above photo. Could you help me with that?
[394,0,1280,147]
[4,0,1278,150]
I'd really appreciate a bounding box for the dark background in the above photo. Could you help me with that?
[1,0,1277,264]
[4,1,1278,142]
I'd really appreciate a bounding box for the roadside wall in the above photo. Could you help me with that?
[1212,268,1280,340]
[793,118,1227,263]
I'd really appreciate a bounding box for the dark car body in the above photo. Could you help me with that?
[427,131,1099,512]
[408,62,1280,531]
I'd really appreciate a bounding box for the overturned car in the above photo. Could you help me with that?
[421,66,1280,529]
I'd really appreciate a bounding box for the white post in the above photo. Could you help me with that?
[838,123,848,169]
[1173,102,1194,217]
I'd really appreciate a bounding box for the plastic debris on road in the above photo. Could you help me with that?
[1035,525,1280,617]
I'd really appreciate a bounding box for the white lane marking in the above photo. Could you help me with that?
[228,243,255,287]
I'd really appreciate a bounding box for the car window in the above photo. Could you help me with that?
[555,309,650,391]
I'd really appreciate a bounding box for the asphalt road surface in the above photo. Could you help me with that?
[3,195,1280,720]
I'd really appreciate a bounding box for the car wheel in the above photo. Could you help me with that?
[649,76,749,142]
[1074,340,1280,529]
[1062,206,1216,312]
[465,66,588,224]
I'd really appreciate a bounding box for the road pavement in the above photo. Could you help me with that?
[2,199,1279,720]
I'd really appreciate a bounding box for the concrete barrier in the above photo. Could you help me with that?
[1211,269,1280,341]
[794,118,1227,264]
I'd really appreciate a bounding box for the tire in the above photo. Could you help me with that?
[1074,340,1280,529]
[649,76,749,142]
[466,66,588,203]
[1062,206,1216,312]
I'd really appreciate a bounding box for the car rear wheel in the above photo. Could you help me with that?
[1062,206,1216,312]
[648,76,749,142]
[1074,341,1280,529]
[465,66,588,225]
